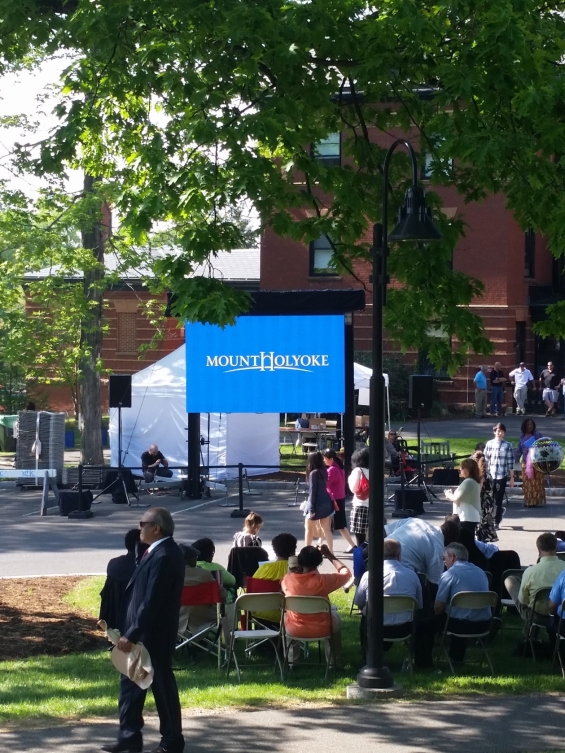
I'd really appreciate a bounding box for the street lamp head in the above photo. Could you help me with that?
[388,184,443,242]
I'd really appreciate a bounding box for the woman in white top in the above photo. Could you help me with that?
[347,447,370,547]
[445,458,481,535]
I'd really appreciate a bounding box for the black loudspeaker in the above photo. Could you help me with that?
[59,490,93,516]
[109,374,132,408]
[409,375,434,410]
[394,489,426,517]
[431,468,460,486]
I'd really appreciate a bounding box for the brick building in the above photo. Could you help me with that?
[27,248,260,413]
[260,133,565,409]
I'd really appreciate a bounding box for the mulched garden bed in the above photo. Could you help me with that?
[0,577,105,661]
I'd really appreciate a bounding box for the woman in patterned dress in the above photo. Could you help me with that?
[515,418,545,507]
[472,443,498,543]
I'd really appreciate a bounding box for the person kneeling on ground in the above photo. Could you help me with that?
[141,443,173,483]
[434,542,492,663]
[504,533,565,637]
[355,538,423,664]
[281,544,351,668]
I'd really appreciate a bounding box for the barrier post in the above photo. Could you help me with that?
[230,463,250,518]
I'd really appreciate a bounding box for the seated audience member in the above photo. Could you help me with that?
[434,542,491,661]
[355,538,423,662]
[554,531,565,553]
[549,569,565,636]
[385,431,400,472]
[141,443,173,483]
[251,533,297,626]
[178,544,227,636]
[504,533,565,632]
[384,517,460,592]
[99,528,140,627]
[192,537,237,601]
[233,510,264,548]
[253,533,297,582]
[281,544,351,668]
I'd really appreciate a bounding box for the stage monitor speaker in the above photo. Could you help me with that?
[409,375,434,410]
[109,374,132,408]
[394,488,426,517]
[59,490,93,516]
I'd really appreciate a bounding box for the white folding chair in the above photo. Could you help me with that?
[225,592,285,682]
[437,591,498,675]
[383,595,417,673]
[283,595,336,680]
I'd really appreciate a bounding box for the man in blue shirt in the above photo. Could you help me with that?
[434,542,491,661]
[474,365,488,418]
[355,538,423,662]
[549,569,565,638]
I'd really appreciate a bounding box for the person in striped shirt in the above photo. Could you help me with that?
[484,423,515,529]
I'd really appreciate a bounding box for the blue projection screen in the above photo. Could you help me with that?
[185,315,345,413]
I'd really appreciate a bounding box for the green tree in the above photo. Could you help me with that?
[0,182,114,460]
[4,0,565,367]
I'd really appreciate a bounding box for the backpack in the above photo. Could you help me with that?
[355,471,369,501]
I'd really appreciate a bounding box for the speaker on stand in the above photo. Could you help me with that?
[94,374,148,508]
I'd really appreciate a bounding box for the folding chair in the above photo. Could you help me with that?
[552,599,565,677]
[244,576,283,629]
[245,576,282,593]
[176,580,224,668]
[437,591,498,675]
[225,592,285,682]
[383,595,417,673]
[523,587,551,662]
[283,595,336,680]
[499,567,527,628]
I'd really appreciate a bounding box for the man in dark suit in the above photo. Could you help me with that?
[102,508,185,753]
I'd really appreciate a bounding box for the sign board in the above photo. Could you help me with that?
[185,315,345,413]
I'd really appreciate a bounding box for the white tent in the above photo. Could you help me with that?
[354,363,391,431]
[109,345,280,480]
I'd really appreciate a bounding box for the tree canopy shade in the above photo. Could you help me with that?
[4,0,565,369]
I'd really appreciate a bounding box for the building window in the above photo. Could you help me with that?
[525,229,535,278]
[312,133,341,165]
[117,312,137,354]
[309,235,338,276]
[420,137,453,181]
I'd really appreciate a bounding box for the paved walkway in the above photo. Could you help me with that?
[1,481,564,576]
[400,413,565,439]
[0,695,563,752]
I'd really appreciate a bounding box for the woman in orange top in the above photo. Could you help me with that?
[281,544,351,668]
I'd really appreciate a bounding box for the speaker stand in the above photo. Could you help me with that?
[93,405,149,508]
[407,409,438,505]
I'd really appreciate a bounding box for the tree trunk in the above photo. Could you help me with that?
[79,174,104,465]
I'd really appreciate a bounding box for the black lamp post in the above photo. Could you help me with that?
[357,139,442,690]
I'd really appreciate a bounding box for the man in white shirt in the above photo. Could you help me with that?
[509,362,534,415]
[355,538,423,662]
[384,517,459,588]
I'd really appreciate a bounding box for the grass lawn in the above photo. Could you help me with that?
[1,576,565,724]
